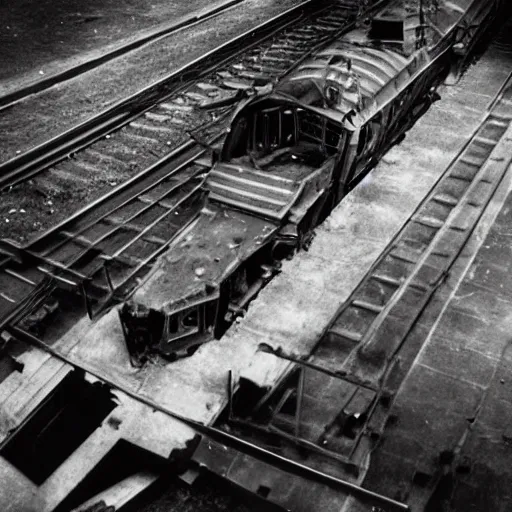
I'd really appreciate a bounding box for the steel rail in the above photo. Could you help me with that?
[4,138,196,253]
[0,142,210,326]
[26,120,229,256]
[0,140,204,330]
[0,0,318,190]
[0,0,246,111]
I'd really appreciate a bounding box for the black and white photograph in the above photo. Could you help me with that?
[0,1,510,511]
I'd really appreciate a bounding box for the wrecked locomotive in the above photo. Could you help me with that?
[120,0,503,364]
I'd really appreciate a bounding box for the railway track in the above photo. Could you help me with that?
[0,0,387,333]
[0,0,381,191]
[0,0,309,189]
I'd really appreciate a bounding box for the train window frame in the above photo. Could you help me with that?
[367,111,385,155]
[249,105,344,158]
[297,110,344,155]
[163,305,203,344]
[356,125,369,158]
[251,106,295,154]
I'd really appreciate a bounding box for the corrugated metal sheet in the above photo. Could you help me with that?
[206,163,303,220]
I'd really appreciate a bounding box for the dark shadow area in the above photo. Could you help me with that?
[131,470,258,512]
[1,369,117,485]
[54,438,167,512]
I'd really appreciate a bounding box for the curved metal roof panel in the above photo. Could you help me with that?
[287,65,381,97]
[320,51,399,81]
[318,45,407,74]
[273,43,413,120]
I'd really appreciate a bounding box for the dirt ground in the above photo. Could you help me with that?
[0,0,231,94]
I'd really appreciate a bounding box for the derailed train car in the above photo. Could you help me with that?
[120,0,504,364]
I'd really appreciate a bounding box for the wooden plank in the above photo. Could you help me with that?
[0,349,71,443]
[36,389,192,512]
[0,457,39,512]
[70,472,159,512]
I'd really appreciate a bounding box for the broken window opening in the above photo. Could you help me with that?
[227,377,271,420]
[156,301,218,359]
[257,485,271,498]
[182,309,199,329]
[370,16,405,43]
[227,100,345,175]
[298,110,342,154]
[167,314,179,334]
[279,390,298,416]
[340,413,365,440]
[163,305,202,339]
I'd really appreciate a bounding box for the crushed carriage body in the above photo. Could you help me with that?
[119,0,504,363]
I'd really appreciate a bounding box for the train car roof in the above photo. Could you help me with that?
[233,0,494,129]
[234,42,421,131]
[273,42,413,125]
